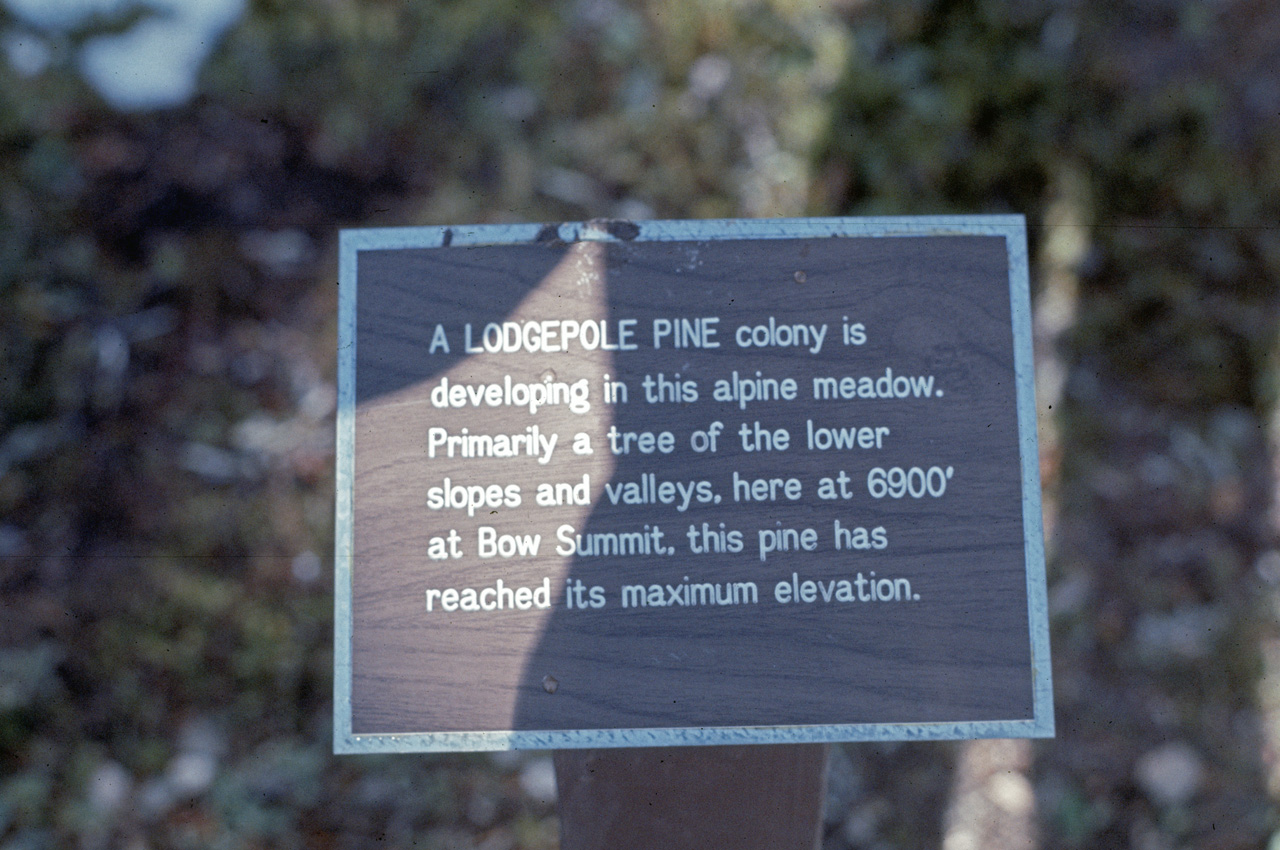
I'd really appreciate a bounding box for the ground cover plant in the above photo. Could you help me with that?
[2,0,1280,847]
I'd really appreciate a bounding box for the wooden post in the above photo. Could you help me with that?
[554,744,830,850]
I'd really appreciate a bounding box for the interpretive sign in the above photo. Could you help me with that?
[334,216,1053,753]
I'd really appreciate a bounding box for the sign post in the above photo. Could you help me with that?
[334,216,1051,843]
[554,743,830,849]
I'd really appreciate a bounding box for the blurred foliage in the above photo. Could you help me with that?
[816,0,1063,218]
[2,0,1280,848]
[819,1,1280,846]
[0,0,845,847]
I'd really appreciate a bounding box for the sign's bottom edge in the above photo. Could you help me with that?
[335,716,1053,754]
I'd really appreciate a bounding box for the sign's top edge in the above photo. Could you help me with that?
[339,215,1025,251]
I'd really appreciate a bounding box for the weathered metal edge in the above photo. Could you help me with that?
[1005,220,1056,739]
[337,215,1027,252]
[333,231,359,753]
[336,717,1050,754]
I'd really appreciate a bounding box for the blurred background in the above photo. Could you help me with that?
[3,0,1280,847]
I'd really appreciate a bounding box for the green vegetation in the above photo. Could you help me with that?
[2,0,1279,847]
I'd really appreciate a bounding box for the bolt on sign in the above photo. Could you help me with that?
[334,217,1053,752]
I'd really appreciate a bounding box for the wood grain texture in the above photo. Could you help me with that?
[349,234,1035,736]
[554,744,829,850]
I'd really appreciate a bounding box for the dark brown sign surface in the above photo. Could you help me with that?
[334,218,1052,752]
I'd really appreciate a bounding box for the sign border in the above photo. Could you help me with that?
[334,215,1053,753]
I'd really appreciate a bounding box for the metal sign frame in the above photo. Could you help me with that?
[334,216,1053,753]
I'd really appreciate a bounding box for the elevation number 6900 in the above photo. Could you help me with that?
[867,466,953,499]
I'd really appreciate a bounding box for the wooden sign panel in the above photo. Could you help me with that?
[334,217,1053,752]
